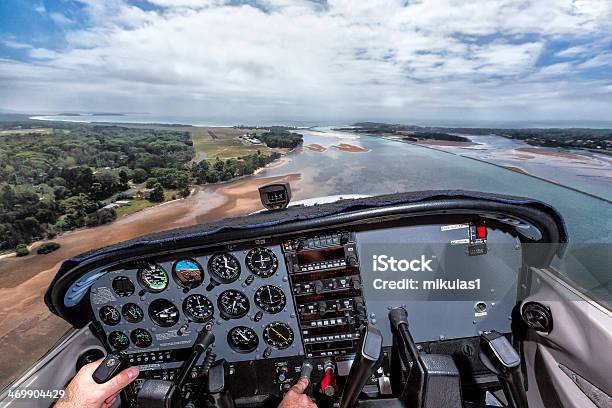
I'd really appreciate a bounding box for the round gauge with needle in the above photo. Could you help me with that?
[263,322,294,349]
[122,303,144,323]
[108,331,129,350]
[182,294,214,323]
[217,289,250,319]
[148,298,180,327]
[130,328,153,348]
[245,247,278,278]
[227,326,259,353]
[99,305,121,326]
[254,285,286,314]
[137,263,169,293]
[208,253,241,284]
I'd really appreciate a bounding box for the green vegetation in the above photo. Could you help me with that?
[15,244,29,257]
[36,242,61,255]
[334,123,471,142]
[258,130,304,148]
[339,122,611,152]
[0,117,300,250]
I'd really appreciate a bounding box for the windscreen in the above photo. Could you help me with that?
[0,0,610,393]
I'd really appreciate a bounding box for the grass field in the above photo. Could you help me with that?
[113,123,272,162]
[0,128,53,135]
[188,127,271,161]
[115,199,158,217]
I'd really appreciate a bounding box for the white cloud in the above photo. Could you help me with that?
[0,0,611,121]
[2,39,33,49]
[49,12,75,26]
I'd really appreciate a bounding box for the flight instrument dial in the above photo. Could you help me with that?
[227,326,259,353]
[137,263,169,293]
[263,322,294,349]
[246,247,278,278]
[183,294,214,323]
[218,289,250,319]
[148,299,180,327]
[208,253,241,284]
[254,285,286,314]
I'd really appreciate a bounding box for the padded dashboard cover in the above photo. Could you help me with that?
[44,190,567,325]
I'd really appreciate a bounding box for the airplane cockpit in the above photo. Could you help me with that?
[10,184,609,408]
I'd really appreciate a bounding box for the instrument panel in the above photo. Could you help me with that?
[90,245,304,369]
[89,222,520,374]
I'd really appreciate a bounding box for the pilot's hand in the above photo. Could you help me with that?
[55,359,139,408]
[279,378,317,408]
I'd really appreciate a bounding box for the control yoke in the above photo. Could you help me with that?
[339,325,384,408]
[137,329,216,408]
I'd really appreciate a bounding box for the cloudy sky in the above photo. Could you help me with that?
[0,0,611,123]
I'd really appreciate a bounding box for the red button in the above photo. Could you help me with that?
[476,226,487,239]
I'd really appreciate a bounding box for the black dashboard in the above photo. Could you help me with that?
[47,191,566,408]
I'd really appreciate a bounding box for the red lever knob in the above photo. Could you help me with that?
[320,367,337,397]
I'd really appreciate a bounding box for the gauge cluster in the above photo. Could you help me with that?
[89,245,303,369]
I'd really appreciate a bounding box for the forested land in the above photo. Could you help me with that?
[0,120,299,251]
[337,122,611,151]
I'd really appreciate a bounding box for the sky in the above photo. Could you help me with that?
[0,0,611,123]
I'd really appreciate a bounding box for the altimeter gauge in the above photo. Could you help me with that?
[208,253,241,284]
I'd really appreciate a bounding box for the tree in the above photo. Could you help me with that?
[36,242,61,254]
[85,208,117,227]
[16,243,29,257]
[148,183,164,202]
[132,168,148,183]
[145,178,159,189]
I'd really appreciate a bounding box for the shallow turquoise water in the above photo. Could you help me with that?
[261,130,612,304]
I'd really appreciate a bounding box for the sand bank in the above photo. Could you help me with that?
[306,144,327,152]
[332,143,370,153]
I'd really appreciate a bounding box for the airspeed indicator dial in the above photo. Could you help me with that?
[137,263,169,293]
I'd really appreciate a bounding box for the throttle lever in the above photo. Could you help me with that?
[92,352,129,384]
[479,331,527,408]
[339,325,383,408]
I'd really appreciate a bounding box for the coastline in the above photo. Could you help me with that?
[381,136,612,204]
